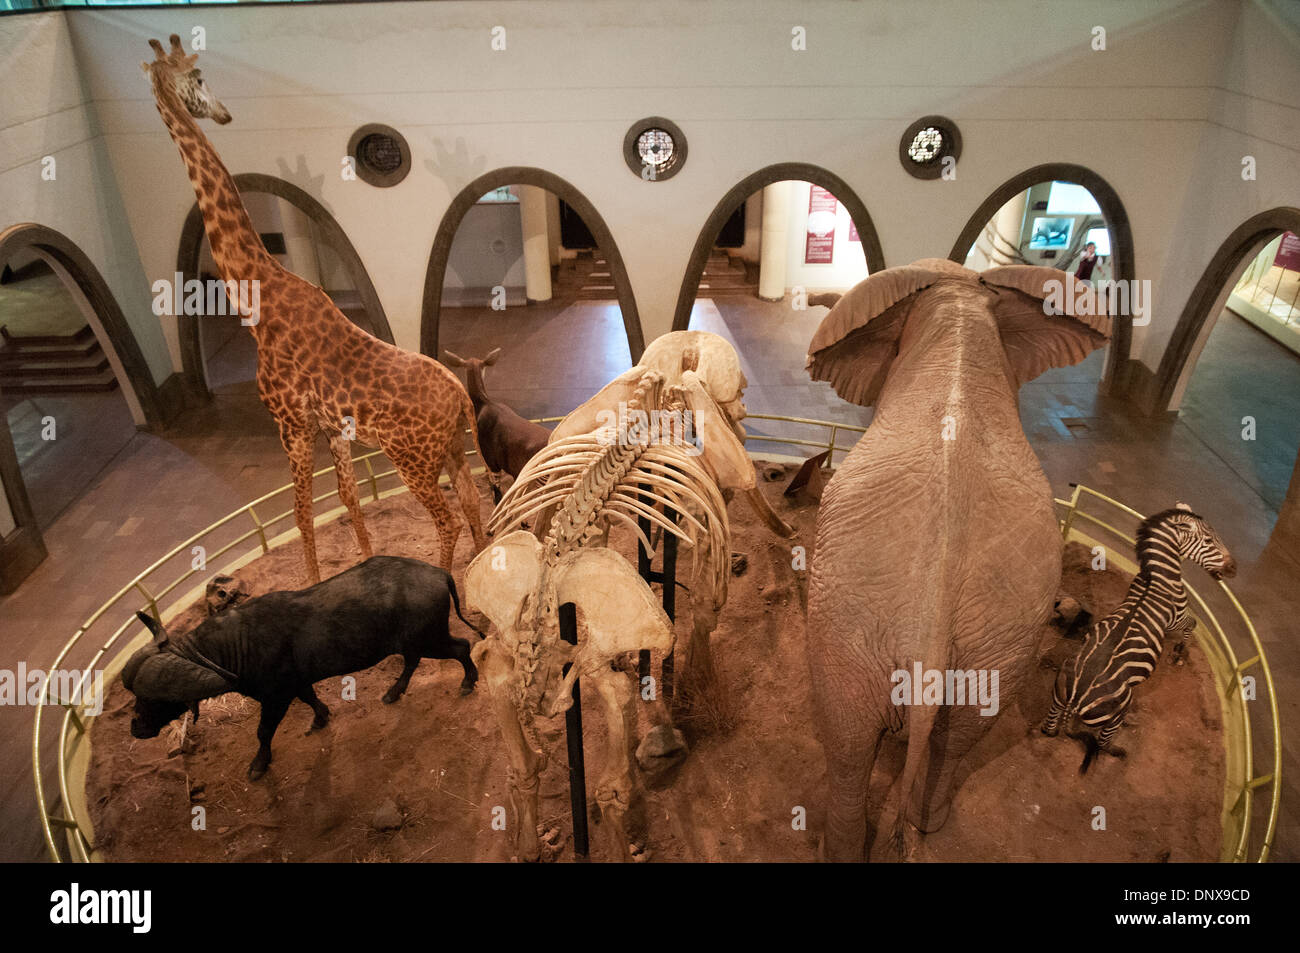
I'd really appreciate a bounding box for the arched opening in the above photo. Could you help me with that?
[672,164,885,446]
[1153,209,1300,528]
[948,163,1135,397]
[673,163,884,328]
[176,173,393,398]
[0,224,162,589]
[421,168,643,420]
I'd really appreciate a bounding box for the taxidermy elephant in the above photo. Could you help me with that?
[804,258,1110,861]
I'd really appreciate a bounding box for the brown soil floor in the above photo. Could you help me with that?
[86,464,1225,862]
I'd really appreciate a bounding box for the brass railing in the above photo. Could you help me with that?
[32,419,1276,863]
[33,447,412,863]
[1054,484,1280,862]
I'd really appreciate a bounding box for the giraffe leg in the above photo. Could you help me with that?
[473,639,544,861]
[395,458,462,570]
[280,424,321,585]
[329,435,373,560]
[445,447,487,556]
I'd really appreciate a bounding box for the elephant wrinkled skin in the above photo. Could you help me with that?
[804,258,1110,861]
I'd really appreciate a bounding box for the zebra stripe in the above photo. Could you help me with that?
[1041,504,1235,773]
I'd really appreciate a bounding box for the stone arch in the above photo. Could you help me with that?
[947,163,1135,393]
[1153,207,1300,412]
[672,162,886,331]
[0,223,167,591]
[0,223,162,426]
[176,173,393,396]
[421,167,644,361]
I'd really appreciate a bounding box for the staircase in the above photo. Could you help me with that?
[553,250,617,299]
[0,324,119,395]
[552,248,759,300]
[696,249,758,297]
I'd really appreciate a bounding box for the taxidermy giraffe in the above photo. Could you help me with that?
[143,36,485,581]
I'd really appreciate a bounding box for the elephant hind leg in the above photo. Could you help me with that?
[823,722,887,863]
[905,703,990,835]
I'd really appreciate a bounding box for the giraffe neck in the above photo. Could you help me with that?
[149,68,275,286]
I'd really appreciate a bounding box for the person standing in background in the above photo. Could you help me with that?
[1074,241,1099,282]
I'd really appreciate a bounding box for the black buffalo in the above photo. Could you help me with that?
[122,556,482,780]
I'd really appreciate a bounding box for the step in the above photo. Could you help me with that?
[0,355,110,378]
[698,273,755,290]
[0,323,95,349]
[706,253,748,274]
[0,339,102,364]
[0,368,119,394]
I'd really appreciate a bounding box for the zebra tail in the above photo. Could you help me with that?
[1078,732,1099,775]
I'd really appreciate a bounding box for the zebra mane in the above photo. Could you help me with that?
[1134,507,1200,575]
[1137,507,1202,541]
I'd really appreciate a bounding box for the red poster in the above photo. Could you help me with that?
[1274,231,1300,272]
[849,219,860,243]
[805,186,838,264]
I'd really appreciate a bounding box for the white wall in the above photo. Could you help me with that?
[781,181,869,291]
[0,12,172,385]
[442,201,525,303]
[735,190,763,262]
[0,0,1295,389]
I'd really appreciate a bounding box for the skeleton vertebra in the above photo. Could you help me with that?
[466,373,729,861]
[551,331,796,540]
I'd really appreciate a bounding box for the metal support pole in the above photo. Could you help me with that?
[559,601,589,860]
[661,530,678,699]
[634,490,679,696]
[637,498,653,684]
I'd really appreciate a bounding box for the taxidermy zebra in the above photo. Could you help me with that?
[1041,502,1236,774]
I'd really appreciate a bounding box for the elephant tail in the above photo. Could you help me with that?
[891,682,941,857]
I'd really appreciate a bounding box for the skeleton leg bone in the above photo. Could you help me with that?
[588,657,641,862]
[473,639,545,861]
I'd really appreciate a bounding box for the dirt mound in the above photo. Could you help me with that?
[85,466,1223,861]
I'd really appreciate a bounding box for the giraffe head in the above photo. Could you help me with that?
[142,34,232,125]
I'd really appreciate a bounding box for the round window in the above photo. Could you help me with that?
[898,116,962,180]
[624,117,687,181]
[346,124,411,188]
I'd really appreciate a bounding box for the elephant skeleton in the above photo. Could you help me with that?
[545,331,796,690]
[465,374,728,861]
[550,330,795,541]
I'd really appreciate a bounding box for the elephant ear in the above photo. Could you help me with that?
[805,263,953,406]
[553,547,674,658]
[464,531,543,633]
[548,368,644,443]
[980,265,1111,387]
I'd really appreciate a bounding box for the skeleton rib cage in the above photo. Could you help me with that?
[484,373,730,713]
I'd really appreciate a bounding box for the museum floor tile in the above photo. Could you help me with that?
[1,297,1296,862]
